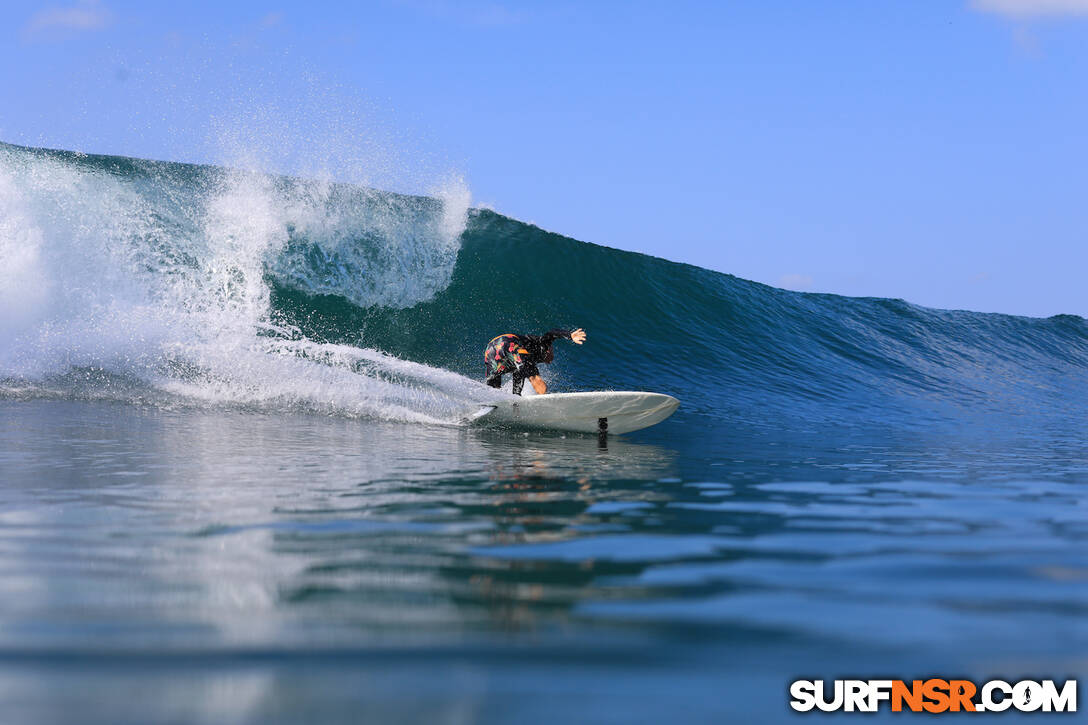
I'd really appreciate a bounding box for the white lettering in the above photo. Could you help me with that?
[845,680,868,712]
[815,679,844,712]
[867,680,893,711]
[1040,679,1077,712]
[1014,680,1043,712]
[982,680,1012,712]
[789,680,817,712]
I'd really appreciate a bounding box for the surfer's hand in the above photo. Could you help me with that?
[570,328,586,344]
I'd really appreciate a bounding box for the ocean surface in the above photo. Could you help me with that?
[1,141,1086,723]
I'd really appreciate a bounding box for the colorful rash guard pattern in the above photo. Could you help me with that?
[484,334,535,380]
[483,329,572,394]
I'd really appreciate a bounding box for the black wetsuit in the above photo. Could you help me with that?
[483,329,573,395]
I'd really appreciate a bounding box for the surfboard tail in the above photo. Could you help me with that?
[463,405,497,424]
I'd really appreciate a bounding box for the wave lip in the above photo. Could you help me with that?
[0,142,479,423]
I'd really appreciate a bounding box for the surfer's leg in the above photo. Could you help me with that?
[510,360,541,396]
[485,371,503,388]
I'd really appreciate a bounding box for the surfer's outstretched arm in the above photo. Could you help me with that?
[537,328,586,346]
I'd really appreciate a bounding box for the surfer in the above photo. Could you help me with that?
[484,328,586,395]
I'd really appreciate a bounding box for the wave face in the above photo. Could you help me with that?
[2,141,1086,434]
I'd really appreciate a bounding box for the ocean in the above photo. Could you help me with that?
[1,141,1086,722]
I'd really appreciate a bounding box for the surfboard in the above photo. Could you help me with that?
[467,391,679,435]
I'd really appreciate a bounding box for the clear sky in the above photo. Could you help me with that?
[3,0,1086,317]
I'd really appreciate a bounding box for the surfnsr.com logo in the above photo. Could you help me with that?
[789,679,1077,713]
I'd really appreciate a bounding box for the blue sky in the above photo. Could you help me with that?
[2,0,1086,317]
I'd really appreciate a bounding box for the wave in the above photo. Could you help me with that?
[272,211,1088,431]
[0,142,484,424]
[2,142,1086,433]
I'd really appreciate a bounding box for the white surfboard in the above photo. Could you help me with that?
[467,391,679,435]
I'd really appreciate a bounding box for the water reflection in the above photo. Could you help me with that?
[2,400,1086,723]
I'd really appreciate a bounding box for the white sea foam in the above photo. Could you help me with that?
[0,145,491,423]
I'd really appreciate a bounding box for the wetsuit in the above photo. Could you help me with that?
[484,329,573,395]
